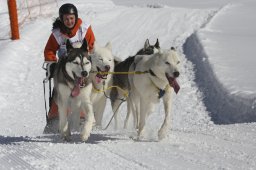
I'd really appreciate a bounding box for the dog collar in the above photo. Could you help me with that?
[149,69,156,77]
[158,89,165,98]
[148,69,166,98]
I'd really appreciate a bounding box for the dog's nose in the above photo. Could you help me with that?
[105,65,110,71]
[81,71,88,77]
[173,71,180,78]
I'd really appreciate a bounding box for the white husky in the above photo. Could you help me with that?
[53,40,94,142]
[129,47,180,140]
[110,39,160,129]
[89,42,115,127]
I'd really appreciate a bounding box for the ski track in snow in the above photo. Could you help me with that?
[0,0,256,169]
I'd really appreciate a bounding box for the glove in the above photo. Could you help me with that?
[45,61,57,64]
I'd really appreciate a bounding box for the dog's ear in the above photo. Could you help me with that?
[66,39,73,53]
[87,55,92,62]
[144,39,150,49]
[114,59,121,65]
[81,40,88,52]
[105,42,112,51]
[155,38,160,49]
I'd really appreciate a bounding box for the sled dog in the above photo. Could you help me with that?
[53,40,94,142]
[129,47,180,140]
[89,42,115,127]
[110,39,160,129]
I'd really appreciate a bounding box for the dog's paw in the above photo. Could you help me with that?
[61,133,71,142]
[81,133,90,142]
[81,135,89,142]
[158,129,167,140]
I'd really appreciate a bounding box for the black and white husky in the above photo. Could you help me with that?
[53,40,94,142]
[110,39,160,129]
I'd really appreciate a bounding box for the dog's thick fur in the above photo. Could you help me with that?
[89,42,115,127]
[129,47,180,140]
[110,39,160,129]
[53,40,94,142]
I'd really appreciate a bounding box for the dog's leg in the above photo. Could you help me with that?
[124,97,138,129]
[111,97,123,130]
[130,89,140,130]
[137,98,147,139]
[128,77,139,130]
[134,98,140,130]
[158,88,173,140]
[109,87,120,129]
[94,97,106,128]
[124,97,132,129]
[126,94,139,130]
[70,99,82,131]
[80,101,94,142]
[58,101,71,141]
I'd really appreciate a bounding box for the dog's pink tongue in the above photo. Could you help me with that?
[71,78,82,97]
[169,78,180,94]
[71,85,80,97]
[95,76,102,84]
[172,79,180,94]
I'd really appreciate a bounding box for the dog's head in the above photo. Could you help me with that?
[153,47,180,93]
[64,40,92,79]
[90,42,114,84]
[136,38,160,55]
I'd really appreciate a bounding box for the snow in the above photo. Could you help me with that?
[0,0,256,169]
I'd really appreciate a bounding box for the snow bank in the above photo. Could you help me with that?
[183,33,256,124]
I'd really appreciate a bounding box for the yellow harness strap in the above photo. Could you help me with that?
[93,85,129,98]
[96,71,147,75]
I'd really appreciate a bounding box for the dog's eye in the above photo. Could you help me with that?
[177,61,180,64]
[73,61,79,65]
[165,61,170,65]
[85,62,90,65]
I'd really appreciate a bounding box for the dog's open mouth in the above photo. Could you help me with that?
[73,72,85,85]
[165,73,180,94]
[95,66,109,84]
[71,73,86,97]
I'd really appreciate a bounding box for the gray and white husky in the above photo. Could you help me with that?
[129,47,180,140]
[110,39,160,129]
[53,40,94,142]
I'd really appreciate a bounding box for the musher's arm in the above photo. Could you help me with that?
[44,34,60,62]
[85,25,95,52]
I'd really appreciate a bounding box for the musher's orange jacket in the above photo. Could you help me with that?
[44,18,95,62]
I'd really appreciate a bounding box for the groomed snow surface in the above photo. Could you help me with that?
[0,0,255,169]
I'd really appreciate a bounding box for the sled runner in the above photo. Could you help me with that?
[42,62,59,134]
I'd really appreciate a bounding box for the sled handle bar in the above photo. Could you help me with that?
[42,62,51,83]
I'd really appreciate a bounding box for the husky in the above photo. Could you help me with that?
[53,40,94,142]
[129,47,180,140]
[110,39,160,129]
[89,42,115,127]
